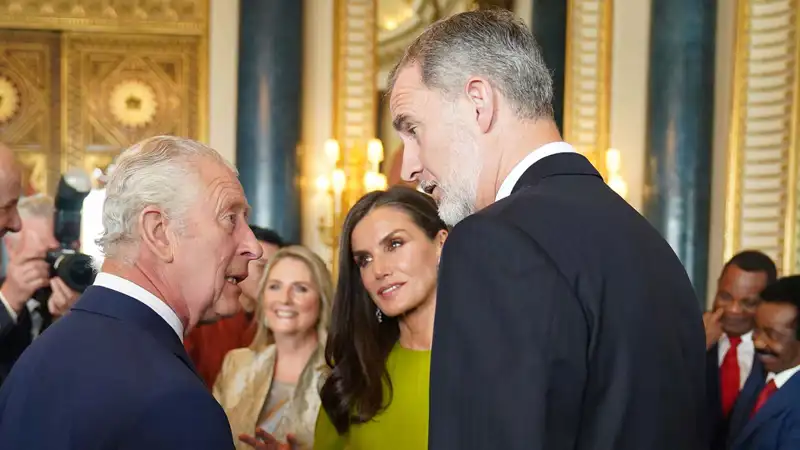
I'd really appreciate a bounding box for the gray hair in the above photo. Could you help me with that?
[3,194,54,242]
[16,193,54,219]
[387,9,554,120]
[96,135,236,260]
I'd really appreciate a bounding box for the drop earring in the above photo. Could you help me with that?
[375,308,383,323]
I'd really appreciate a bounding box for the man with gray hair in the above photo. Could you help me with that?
[0,194,81,385]
[389,10,706,450]
[0,135,262,449]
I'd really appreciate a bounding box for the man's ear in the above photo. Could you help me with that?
[435,229,448,259]
[139,206,174,263]
[465,77,496,134]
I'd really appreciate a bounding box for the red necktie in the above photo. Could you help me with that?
[720,336,742,416]
[751,379,778,417]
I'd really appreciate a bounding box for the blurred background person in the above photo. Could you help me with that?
[730,275,800,450]
[0,194,81,385]
[215,245,332,450]
[705,250,776,450]
[186,225,285,388]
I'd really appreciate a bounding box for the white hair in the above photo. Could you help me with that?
[96,135,236,260]
[3,194,54,243]
[15,193,54,219]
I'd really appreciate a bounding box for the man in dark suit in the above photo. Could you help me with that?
[731,276,800,449]
[704,251,776,449]
[388,9,706,450]
[0,194,81,386]
[0,136,263,449]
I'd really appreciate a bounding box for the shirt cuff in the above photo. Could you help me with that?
[0,290,18,323]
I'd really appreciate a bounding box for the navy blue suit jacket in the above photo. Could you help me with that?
[0,285,234,450]
[706,342,766,449]
[731,371,800,450]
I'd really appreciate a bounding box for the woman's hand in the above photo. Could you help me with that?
[239,428,299,450]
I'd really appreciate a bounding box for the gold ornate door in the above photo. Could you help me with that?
[0,30,61,194]
[0,0,208,196]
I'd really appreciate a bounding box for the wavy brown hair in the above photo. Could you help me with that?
[319,186,447,434]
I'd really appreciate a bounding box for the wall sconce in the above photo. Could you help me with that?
[364,138,388,192]
[316,137,387,275]
[605,148,628,199]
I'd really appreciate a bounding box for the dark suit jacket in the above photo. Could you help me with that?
[0,285,234,450]
[731,371,800,450]
[706,343,766,450]
[429,153,707,450]
[0,277,53,386]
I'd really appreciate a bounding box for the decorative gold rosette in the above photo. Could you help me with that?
[0,74,21,124]
[108,79,158,128]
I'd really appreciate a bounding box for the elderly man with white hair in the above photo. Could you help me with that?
[0,136,262,450]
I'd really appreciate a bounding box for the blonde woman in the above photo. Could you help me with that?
[214,245,333,450]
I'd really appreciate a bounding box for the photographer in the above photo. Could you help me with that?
[0,194,80,385]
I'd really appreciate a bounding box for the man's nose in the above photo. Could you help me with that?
[6,208,20,233]
[728,301,742,314]
[401,144,423,182]
[240,226,264,260]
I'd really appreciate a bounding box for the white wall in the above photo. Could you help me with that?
[609,0,651,212]
[706,0,738,306]
[207,0,240,164]
[300,0,336,258]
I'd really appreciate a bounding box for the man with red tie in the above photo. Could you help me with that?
[704,251,776,450]
[729,275,800,449]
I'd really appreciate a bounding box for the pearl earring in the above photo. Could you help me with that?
[375,308,383,323]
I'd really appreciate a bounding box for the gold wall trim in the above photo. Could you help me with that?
[0,0,208,35]
[724,0,800,274]
[563,0,613,176]
[333,0,379,208]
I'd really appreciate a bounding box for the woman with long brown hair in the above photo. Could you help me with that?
[315,186,447,448]
[244,186,447,450]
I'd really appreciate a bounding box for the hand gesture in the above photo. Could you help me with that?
[48,277,80,317]
[239,428,298,450]
[1,256,51,313]
[702,308,724,350]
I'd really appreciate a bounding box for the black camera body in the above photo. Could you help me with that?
[45,249,95,294]
[47,169,96,294]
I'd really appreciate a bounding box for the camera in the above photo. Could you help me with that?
[46,168,96,293]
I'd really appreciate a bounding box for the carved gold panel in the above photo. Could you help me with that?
[62,32,202,174]
[0,29,60,194]
[0,0,208,35]
[724,0,800,274]
[333,0,380,212]
[563,0,613,176]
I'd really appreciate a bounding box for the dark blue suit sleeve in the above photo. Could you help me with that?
[428,214,582,450]
[118,388,234,450]
[778,414,800,450]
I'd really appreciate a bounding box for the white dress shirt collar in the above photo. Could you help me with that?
[93,272,184,342]
[767,363,800,389]
[495,141,577,201]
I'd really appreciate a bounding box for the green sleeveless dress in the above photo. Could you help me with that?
[313,344,431,449]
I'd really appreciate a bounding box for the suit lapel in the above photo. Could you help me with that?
[728,355,766,443]
[71,286,199,379]
[735,370,800,445]
[510,152,603,195]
